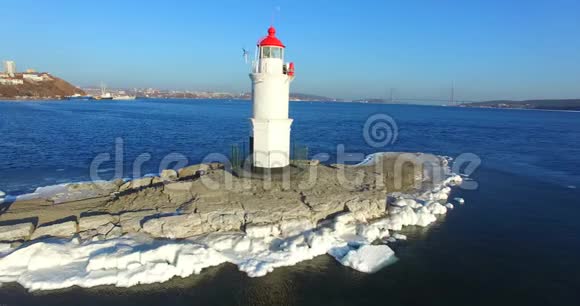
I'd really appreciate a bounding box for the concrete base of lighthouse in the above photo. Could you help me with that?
[250,118,293,169]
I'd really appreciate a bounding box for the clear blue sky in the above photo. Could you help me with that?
[1,0,579,101]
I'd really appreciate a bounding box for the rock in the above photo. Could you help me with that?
[160,169,178,182]
[203,213,244,232]
[163,181,196,205]
[0,153,449,244]
[345,198,386,221]
[112,178,125,187]
[96,222,115,235]
[177,165,204,179]
[195,201,244,232]
[91,235,106,242]
[243,199,311,226]
[119,177,153,192]
[79,214,116,232]
[84,222,133,241]
[30,221,77,240]
[309,160,320,166]
[177,163,223,180]
[105,226,123,239]
[119,210,157,233]
[142,214,203,239]
[308,199,346,223]
[78,229,98,241]
[151,177,163,185]
[0,222,35,241]
[109,187,171,212]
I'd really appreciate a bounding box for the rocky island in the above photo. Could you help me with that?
[0,152,465,291]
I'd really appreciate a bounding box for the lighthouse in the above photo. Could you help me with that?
[249,26,295,170]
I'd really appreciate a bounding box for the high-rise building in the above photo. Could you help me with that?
[3,60,16,76]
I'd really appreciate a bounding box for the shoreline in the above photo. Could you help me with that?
[2,97,580,113]
[0,97,580,113]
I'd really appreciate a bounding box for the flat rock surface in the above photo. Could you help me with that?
[79,214,117,232]
[0,222,35,242]
[30,221,77,240]
[119,210,157,233]
[0,153,446,241]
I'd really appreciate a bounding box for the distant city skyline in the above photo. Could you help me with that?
[1,0,580,102]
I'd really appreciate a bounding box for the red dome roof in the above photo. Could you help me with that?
[258,26,285,48]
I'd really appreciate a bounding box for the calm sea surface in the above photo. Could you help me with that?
[0,99,579,305]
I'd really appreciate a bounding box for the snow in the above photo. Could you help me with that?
[337,245,397,273]
[13,181,116,204]
[0,243,12,252]
[14,184,70,202]
[0,156,467,292]
[392,233,407,240]
[0,214,402,290]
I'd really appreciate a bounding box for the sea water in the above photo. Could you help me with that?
[0,99,579,305]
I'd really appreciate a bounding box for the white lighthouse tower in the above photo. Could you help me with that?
[250,26,295,170]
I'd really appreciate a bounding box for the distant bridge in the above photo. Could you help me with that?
[374,86,479,105]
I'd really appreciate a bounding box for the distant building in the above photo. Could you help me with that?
[26,68,36,73]
[0,78,23,85]
[3,60,16,77]
[23,73,50,82]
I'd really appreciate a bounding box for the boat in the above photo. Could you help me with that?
[95,92,113,100]
[113,95,136,100]
[66,93,93,100]
[95,82,114,100]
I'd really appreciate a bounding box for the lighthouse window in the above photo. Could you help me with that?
[262,47,271,58]
[261,47,283,59]
[271,47,282,59]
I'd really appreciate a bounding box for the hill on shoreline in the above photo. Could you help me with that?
[0,74,84,100]
[462,99,580,111]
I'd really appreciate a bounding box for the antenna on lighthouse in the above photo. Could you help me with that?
[242,48,249,64]
[271,6,281,25]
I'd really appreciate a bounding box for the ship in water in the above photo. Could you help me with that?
[65,93,93,100]
[95,82,114,100]
[113,94,136,100]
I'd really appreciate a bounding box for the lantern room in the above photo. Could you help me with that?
[259,26,285,57]
[253,27,294,76]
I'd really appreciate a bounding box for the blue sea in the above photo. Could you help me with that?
[1,99,579,305]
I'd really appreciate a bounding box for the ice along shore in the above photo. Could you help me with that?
[0,152,465,291]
